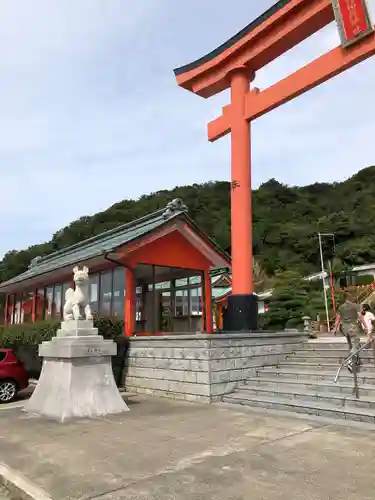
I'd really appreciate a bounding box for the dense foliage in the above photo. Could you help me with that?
[2,167,375,285]
[1,167,375,327]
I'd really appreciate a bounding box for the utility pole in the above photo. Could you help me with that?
[318,233,335,331]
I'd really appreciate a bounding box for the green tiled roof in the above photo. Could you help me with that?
[0,199,190,290]
[212,286,231,299]
[209,266,231,277]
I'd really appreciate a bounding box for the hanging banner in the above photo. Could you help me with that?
[331,0,374,48]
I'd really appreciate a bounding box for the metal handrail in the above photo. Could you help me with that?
[334,335,375,399]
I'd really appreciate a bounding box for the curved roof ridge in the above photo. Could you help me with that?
[173,0,292,76]
[33,205,177,265]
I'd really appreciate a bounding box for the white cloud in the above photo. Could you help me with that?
[0,0,375,257]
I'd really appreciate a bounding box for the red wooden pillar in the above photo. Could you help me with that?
[204,270,212,334]
[217,303,223,330]
[201,307,205,333]
[200,280,205,333]
[4,294,9,325]
[125,269,135,337]
[31,289,37,323]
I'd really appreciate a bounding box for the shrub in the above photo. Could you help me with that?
[0,316,128,384]
[0,315,124,348]
[353,274,374,286]
[94,316,124,340]
[0,320,59,349]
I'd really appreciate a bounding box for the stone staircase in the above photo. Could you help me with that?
[222,337,375,424]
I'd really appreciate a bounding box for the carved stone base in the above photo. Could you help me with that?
[59,320,98,337]
[25,335,129,422]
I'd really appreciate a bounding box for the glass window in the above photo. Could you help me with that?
[89,273,99,314]
[175,290,189,317]
[160,291,172,331]
[99,270,113,315]
[161,290,171,310]
[135,293,143,322]
[45,286,54,319]
[14,294,22,324]
[53,284,62,319]
[135,282,146,323]
[175,278,188,287]
[35,288,45,321]
[22,291,34,323]
[112,267,125,318]
[182,290,189,316]
[190,287,202,316]
[188,275,202,286]
[62,282,71,305]
[149,281,170,292]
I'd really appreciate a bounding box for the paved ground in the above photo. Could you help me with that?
[0,394,374,500]
[0,487,11,500]
[0,485,11,500]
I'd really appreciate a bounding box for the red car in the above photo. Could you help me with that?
[0,348,29,403]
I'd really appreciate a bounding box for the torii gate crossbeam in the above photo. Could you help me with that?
[174,0,375,332]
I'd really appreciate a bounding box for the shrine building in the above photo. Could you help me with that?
[0,200,233,336]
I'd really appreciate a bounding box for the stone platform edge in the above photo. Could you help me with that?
[0,462,54,500]
[125,331,308,403]
[130,331,307,341]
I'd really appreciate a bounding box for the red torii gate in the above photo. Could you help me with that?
[174,0,375,331]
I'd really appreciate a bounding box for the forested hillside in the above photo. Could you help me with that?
[1,166,375,285]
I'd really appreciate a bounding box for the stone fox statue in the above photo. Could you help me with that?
[63,266,93,321]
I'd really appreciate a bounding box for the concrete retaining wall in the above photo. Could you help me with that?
[125,332,308,403]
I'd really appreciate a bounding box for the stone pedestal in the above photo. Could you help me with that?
[25,320,129,422]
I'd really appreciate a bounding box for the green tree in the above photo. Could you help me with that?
[263,271,339,331]
[1,166,375,286]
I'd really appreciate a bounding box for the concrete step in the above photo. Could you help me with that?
[236,383,375,410]
[221,392,375,424]
[291,349,375,359]
[307,340,363,348]
[222,338,375,424]
[288,355,375,364]
[258,367,375,385]
[279,361,375,372]
[242,376,375,398]
[302,345,374,352]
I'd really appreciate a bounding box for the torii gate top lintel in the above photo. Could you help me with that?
[174,0,335,98]
[174,0,375,102]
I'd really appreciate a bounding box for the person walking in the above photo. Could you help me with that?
[333,292,361,372]
[358,303,375,342]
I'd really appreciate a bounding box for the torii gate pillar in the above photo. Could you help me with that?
[224,67,258,330]
[174,0,375,331]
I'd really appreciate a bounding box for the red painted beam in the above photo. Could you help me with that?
[208,28,375,141]
[208,89,260,141]
[176,0,334,97]
[207,105,232,142]
[245,28,375,120]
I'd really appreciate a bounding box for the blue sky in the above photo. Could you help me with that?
[1,0,375,258]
